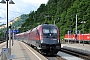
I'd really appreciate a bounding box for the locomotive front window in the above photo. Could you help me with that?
[50,28,57,33]
[43,28,57,33]
[43,29,49,33]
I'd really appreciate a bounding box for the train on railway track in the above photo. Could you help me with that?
[64,34,90,43]
[15,24,61,55]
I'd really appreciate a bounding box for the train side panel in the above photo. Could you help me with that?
[64,34,90,42]
[78,34,90,41]
[28,26,41,48]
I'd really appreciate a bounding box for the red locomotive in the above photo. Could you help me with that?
[15,24,61,55]
[64,34,90,43]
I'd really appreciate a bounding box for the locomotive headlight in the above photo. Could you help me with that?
[58,40,60,43]
[41,40,43,43]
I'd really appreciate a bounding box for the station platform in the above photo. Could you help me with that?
[0,40,48,60]
[61,43,90,55]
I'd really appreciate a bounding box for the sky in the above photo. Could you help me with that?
[0,0,48,25]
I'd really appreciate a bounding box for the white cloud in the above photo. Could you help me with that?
[22,0,48,4]
[0,19,6,24]
[0,0,48,25]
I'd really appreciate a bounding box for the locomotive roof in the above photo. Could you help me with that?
[41,24,57,27]
[35,24,58,30]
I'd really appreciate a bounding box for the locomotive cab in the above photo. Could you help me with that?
[39,24,61,55]
[42,27,59,44]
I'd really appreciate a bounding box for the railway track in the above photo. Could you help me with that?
[61,48,90,60]
[24,42,65,60]
[24,41,89,60]
[46,55,66,60]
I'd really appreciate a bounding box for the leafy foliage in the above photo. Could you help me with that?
[18,0,90,38]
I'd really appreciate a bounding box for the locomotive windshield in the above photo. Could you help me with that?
[43,28,57,34]
[42,28,58,38]
[41,25,59,44]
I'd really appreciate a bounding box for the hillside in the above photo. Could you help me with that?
[11,14,28,29]
[0,14,28,39]
[19,0,90,39]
